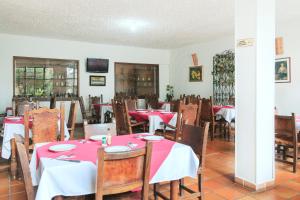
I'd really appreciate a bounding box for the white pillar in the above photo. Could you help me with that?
[235,0,275,190]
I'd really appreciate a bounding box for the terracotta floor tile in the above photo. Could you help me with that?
[250,190,285,200]
[290,195,300,200]
[203,192,227,200]
[215,186,247,199]
[282,180,300,192]
[238,196,257,200]
[272,185,299,199]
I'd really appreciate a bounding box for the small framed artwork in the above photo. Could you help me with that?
[275,57,291,83]
[90,76,106,86]
[189,66,203,82]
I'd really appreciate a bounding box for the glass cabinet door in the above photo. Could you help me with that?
[115,63,159,97]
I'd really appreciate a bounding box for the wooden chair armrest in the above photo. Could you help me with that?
[131,121,146,127]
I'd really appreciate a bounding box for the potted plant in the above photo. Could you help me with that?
[165,85,174,102]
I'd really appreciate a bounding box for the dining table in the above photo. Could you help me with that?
[30,134,199,200]
[129,110,177,134]
[213,105,235,122]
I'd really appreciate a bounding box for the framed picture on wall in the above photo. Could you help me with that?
[275,57,291,83]
[189,66,203,82]
[90,75,106,86]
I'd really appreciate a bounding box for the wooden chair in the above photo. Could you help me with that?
[275,113,299,173]
[14,100,37,116]
[67,101,77,140]
[200,97,216,141]
[155,100,202,141]
[170,99,180,112]
[154,122,209,200]
[146,95,159,109]
[112,99,146,135]
[96,142,153,200]
[79,96,97,124]
[126,98,137,111]
[14,135,36,200]
[50,96,56,109]
[23,103,65,155]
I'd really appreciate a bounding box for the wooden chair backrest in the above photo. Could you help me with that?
[16,100,36,116]
[112,100,131,135]
[146,95,159,109]
[96,142,152,200]
[14,135,35,200]
[24,103,65,155]
[174,100,202,141]
[186,95,201,105]
[275,113,297,143]
[181,122,209,168]
[200,97,214,122]
[50,96,56,109]
[67,101,77,139]
[170,99,180,112]
[126,98,137,111]
[79,96,87,120]
[89,95,101,111]
[123,100,133,134]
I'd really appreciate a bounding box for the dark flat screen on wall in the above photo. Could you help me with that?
[87,58,109,73]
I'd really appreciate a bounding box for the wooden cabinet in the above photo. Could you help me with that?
[115,63,159,97]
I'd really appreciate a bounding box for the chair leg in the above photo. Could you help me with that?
[198,173,202,200]
[210,125,215,141]
[293,145,298,173]
[153,183,158,200]
[179,179,184,196]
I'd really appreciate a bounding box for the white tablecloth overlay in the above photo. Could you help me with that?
[148,113,177,134]
[216,108,235,123]
[30,142,199,200]
[1,122,69,159]
[100,105,113,124]
[161,103,171,112]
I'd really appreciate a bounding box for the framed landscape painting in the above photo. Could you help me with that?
[275,57,291,83]
[90,76,106,86]
[189,66,203,82]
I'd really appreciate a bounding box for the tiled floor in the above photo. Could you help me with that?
[1,135,300,199]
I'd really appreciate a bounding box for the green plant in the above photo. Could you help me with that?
[165,84,174,102]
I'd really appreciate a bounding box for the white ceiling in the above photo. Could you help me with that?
[0,0,298,49]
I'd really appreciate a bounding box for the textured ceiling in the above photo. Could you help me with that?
[0,0,298,49]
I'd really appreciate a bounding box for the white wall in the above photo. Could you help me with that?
[0,34,170,120]
[169,35,234,98]
[275,21,300,115]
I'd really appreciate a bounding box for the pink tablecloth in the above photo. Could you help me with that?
[4,116,24,124]
[36,134,175,180]
[213,105,234,114]
[129,111,174,124]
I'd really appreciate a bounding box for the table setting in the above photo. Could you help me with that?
[30,134,199,200]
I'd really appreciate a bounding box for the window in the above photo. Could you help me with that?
[14,57,79,98]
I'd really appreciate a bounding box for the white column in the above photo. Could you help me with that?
[235,0,275,190]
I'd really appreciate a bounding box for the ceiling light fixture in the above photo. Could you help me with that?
[117,18,149,33]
